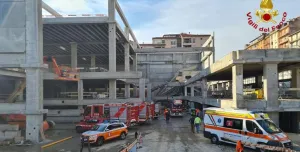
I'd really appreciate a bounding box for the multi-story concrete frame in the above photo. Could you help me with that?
[182,49,300,133]
[0,0,144,142]
[137,35,215,98]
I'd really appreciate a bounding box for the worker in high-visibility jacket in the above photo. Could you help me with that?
[236,140,244,152]
[194,116,201,133]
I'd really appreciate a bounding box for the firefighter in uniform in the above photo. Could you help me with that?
[236,140,244,152]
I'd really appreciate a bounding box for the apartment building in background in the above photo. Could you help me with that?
[140,33,211,48]
[245,16,300,50]
[290,30,300,48]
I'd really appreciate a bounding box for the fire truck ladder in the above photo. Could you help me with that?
[6,80,26,103]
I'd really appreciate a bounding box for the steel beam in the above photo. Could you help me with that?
[115,1,140,48]
[43,17,109,24]
[0,69,25,77]
[42,1,61,17]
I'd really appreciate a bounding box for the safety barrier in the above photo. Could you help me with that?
[119,133,142,152]
[224,137,295,152]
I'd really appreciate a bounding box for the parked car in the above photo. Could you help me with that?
[81,122,128,146]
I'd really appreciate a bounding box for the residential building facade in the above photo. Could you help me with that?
[290,30,300,48]
[140,33,211,49]
[245,17,300,50]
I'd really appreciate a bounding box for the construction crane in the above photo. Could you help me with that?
[2,56,79,132]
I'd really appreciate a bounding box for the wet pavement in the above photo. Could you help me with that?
[1,114,300,152]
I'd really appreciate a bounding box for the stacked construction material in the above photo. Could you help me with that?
[0,124,23,145]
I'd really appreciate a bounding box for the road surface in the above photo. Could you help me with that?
[2,114,300,152]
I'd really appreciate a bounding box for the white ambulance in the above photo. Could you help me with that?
[203,108,293,151]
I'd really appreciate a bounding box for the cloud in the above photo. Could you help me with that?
[41,0,300,60]
[42,0,107,15]
[132,0,299,59]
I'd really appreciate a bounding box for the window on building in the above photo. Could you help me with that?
[162,40,165,44]
[224,118,243,130]
[184,38,191,43]
[192,38,196,43]
[171,40,176,45]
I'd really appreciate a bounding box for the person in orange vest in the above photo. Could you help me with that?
[195,108,200,117]
[164,109,168,119]
[236,140,244,152]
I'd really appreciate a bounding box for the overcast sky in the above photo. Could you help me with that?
[43,0,300,59]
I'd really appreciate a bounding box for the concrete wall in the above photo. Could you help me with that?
[137,51,201,88]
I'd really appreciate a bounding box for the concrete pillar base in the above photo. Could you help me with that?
[26,115,43,142]
[78,80,83,100]
[147,83,152,101]
[139,79,145,101]
[232,65,244,108]
[133,86,137,97]
[109,80,116,99]
[263,64,279,108]
[125,84,130,98]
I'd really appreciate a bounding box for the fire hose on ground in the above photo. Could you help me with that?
[223,137,295,152]
[119,131,143,152]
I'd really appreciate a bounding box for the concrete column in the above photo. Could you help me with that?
[133,86,137,97]
[124,27,130,72]
[132,55,137,71]
[125,84,130,98]
[291,68,300,98]
[268,112,280,126]
[211,84,215,91]
[202,79,208,98]
[70,42,78,69]
[24,0,44,143]
[217,83,223,91]
[191,86,195,97]
[232,64,244,108]
[26,69,43,143]
[109,80,116,99]
[108,0,116,72]
[263,64,279,109]
[91,55,96,72]
[78,80,83,100]
[105,84,108,93]
[139,79,145,101]
[184,86,188,96]
[147,83,152,101]
[257,76,263,88]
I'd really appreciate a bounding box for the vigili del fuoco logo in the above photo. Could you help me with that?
[247,0,287,33]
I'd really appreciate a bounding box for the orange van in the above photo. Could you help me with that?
[81,122,128,146]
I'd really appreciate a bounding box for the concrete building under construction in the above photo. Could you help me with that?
[0,0,300,144]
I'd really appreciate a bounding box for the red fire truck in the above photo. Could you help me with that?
[170,100,183,117]
[75,103,139,133]
[127,101,155,124]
